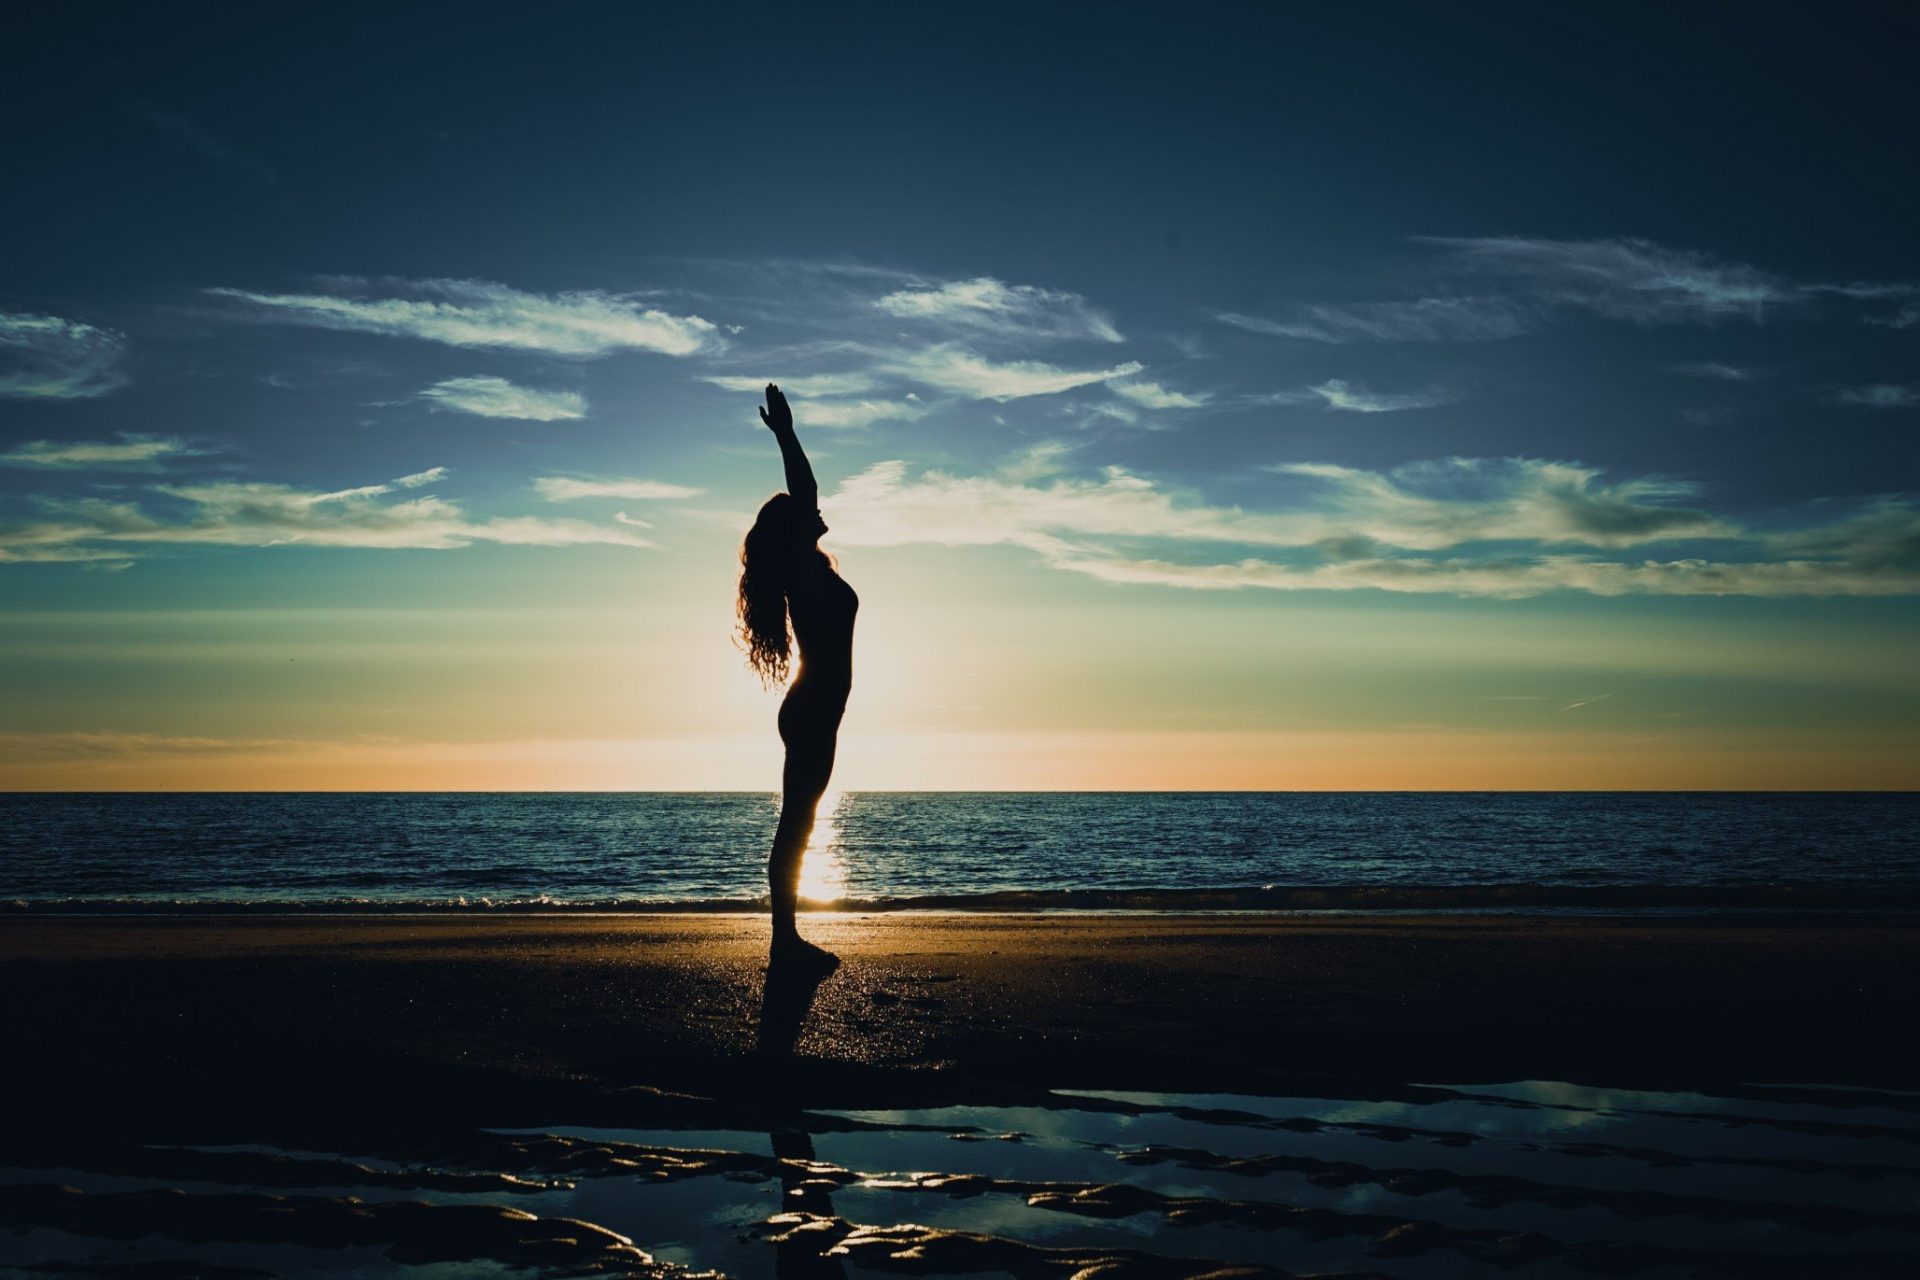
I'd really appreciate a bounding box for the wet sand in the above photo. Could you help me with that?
[6,912,1920,1278]
[5,911,1916,1136]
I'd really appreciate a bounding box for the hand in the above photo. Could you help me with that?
[758,383,793,433]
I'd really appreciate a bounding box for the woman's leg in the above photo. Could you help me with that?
[769,713,838,947]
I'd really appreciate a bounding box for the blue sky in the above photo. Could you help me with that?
[3,1,1916,788]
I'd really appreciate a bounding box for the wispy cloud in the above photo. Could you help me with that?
[1215,297,1533,344]
[0,311,128,399]
[1767,497,1920,568]
[1274,458,1736,549]
[1108,378,1210,409]
[1562,693,1615,711]
[674,265,1154,414]
[1052,552,1920,598]
[1310,379,1451,413]
[143,105,277,184]
[827,458,1252,556]
[1074,402,1142,428]
[701,372,879,397]
[0,545,145,567]
[533,476,704,502]
[209,279,722,356]
[1048,551,1920,598]
[1831,384,1918,408]
[815,451,1920,598]
[1808,281,1918,300]
[997,440,1077,483]
[1,468,652,564]
[1864,301,1920,330]
[700,370,925,427]
[1215,236,1854,347]
[1425,236,1789,323]
[1244,388,1328,408]
[1671,362,1755,381]
[1806,281,1920,329]
[419,375,587,421]
[883,343,1143,401]
[875,275,1122,343]
[795,398,931,428]
[830,455,1734,555]
[0,434,202,470]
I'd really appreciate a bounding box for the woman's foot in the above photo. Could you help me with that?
[770,931,840,974]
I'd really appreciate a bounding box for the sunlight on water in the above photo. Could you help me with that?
[798,790,848,904]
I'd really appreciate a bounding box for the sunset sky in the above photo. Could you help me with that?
[4,2,1917,789]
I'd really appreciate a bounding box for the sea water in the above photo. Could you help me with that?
[3,791,1916,912]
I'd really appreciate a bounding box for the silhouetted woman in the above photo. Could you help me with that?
[739,384,853,968]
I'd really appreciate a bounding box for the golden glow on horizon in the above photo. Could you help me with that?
[5,592,1917,792]
[2,729,1915,790]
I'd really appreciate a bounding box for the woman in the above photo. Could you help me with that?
[738,383,855,969]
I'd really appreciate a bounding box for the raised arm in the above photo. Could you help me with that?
[759,384,817,511]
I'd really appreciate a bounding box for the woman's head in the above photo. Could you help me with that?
[737,492,823,684]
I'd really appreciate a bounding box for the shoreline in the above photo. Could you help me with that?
[10,882,1920,915]
[14,906,1920,917]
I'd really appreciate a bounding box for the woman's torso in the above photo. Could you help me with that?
[788,556,856,692]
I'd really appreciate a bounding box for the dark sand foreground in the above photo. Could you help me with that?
[7,913,1920,1279]
[6,912,1917,1136]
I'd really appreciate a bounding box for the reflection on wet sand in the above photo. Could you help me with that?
[759,946,849,1278]
[4,1077,1919,1277]
[768,1129,848,1280]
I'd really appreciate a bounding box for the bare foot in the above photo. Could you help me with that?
[771,934,840,974]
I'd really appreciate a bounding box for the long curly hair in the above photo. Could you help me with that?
[738,492,801,685]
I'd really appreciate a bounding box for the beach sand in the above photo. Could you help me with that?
[6,911,1916,1129]
[6,912,1920,1277]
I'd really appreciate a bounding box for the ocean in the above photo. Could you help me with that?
[3,791,1916,913]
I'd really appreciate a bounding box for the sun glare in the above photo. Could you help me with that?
[796,789,849,904]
